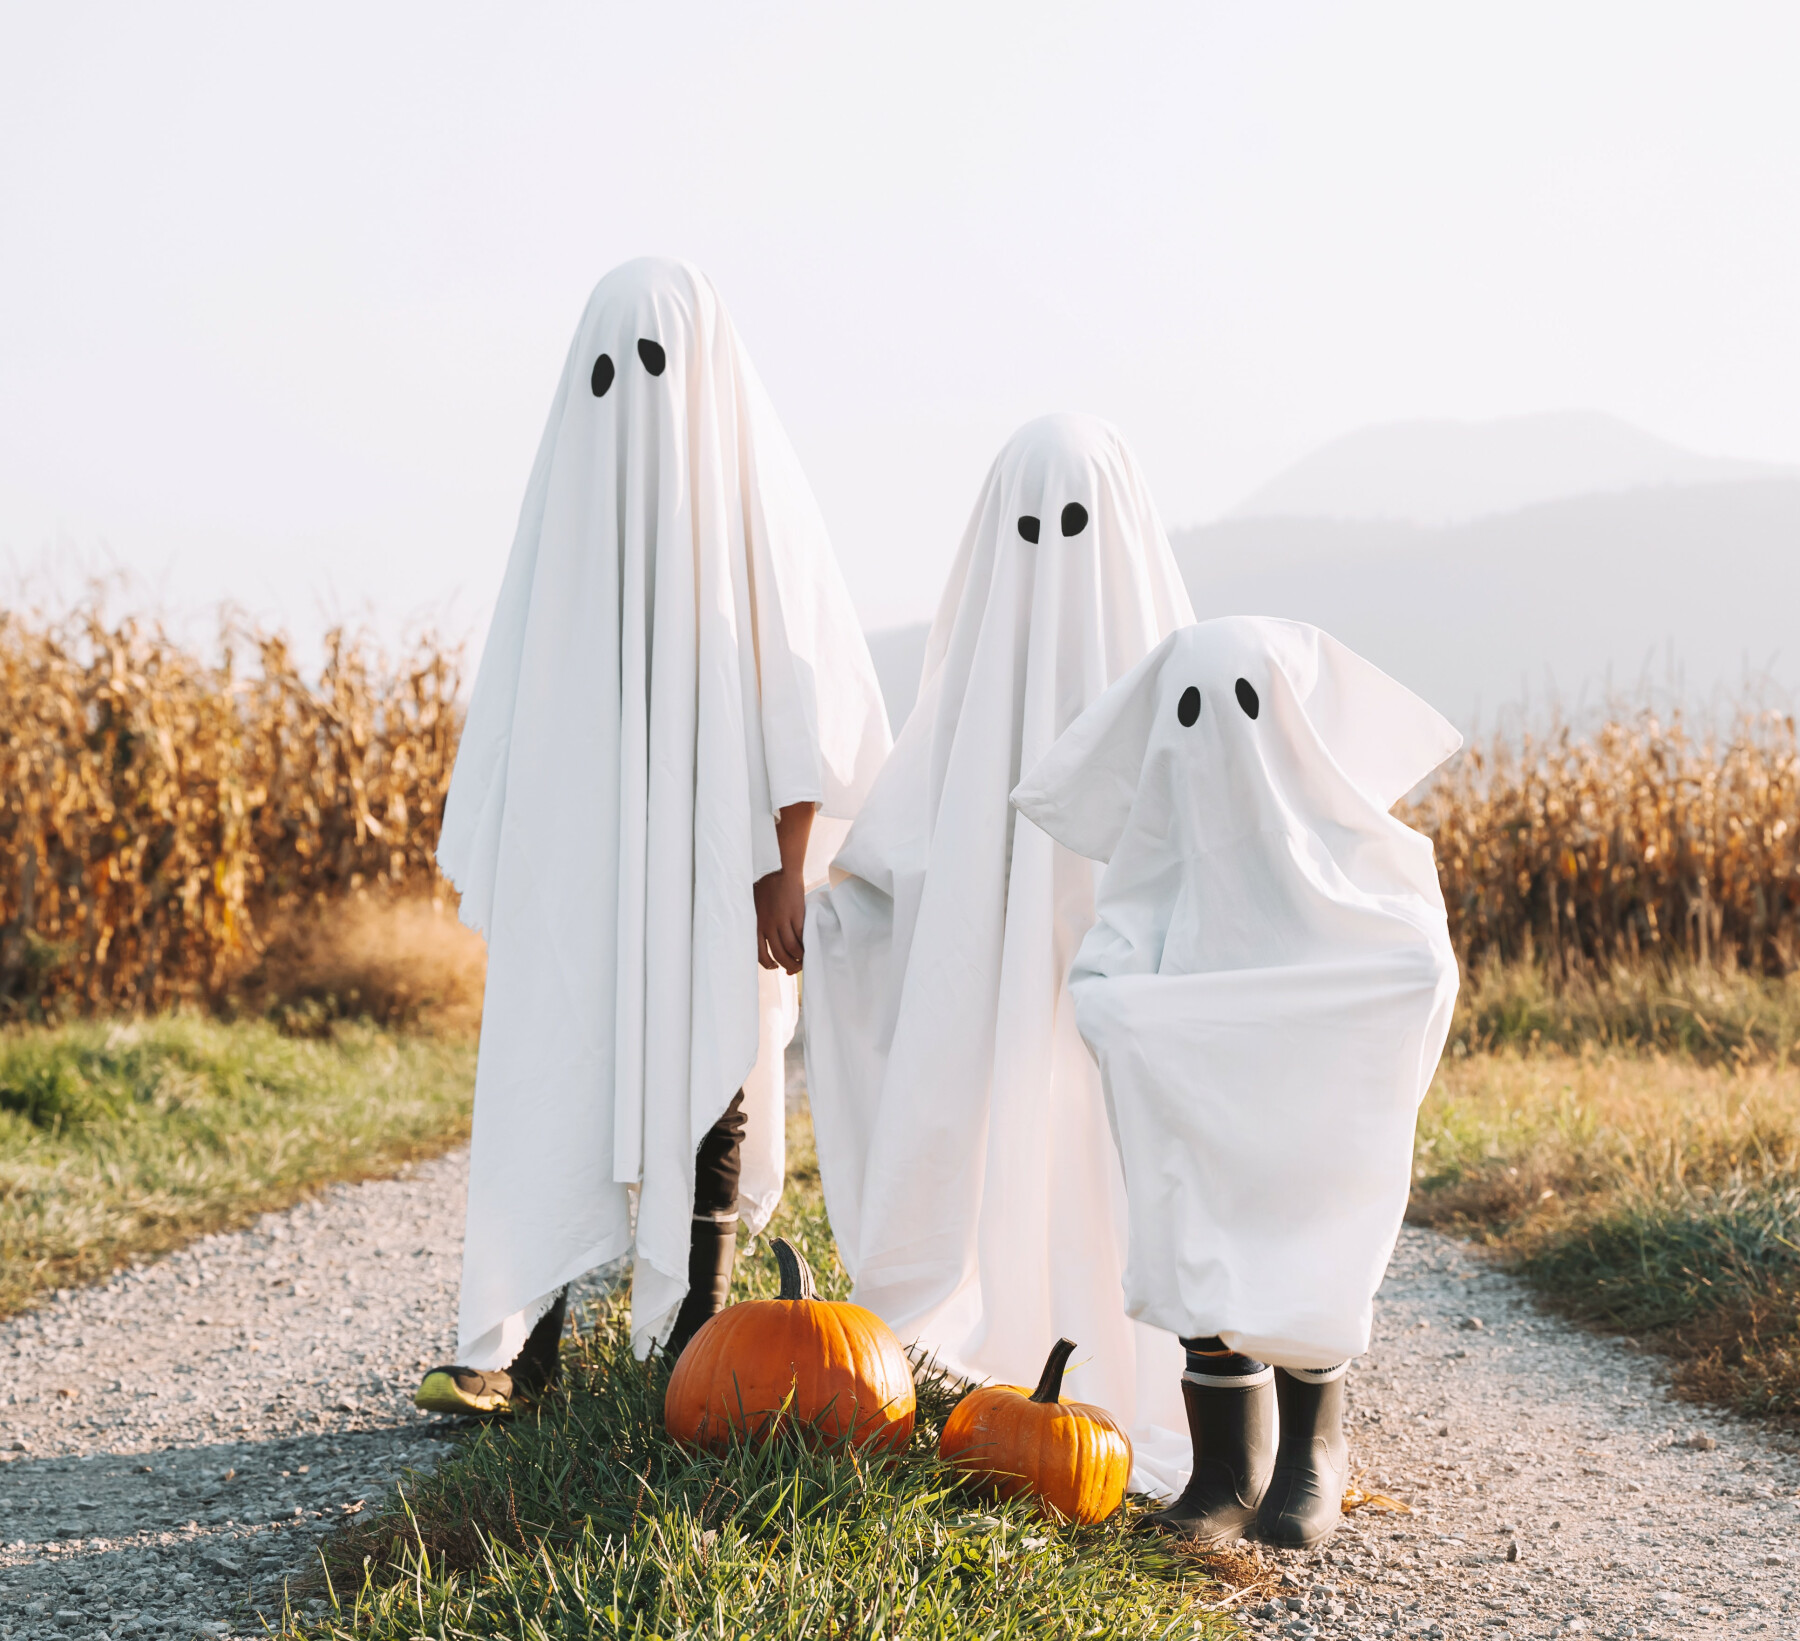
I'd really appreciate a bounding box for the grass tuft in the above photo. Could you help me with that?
[1412,1048,1800,1419]
[1448,957,1800,1064]
[286,1121,1242,1641]
[0,1013,474,1317]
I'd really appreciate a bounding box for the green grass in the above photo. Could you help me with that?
[1448,957,1800,1064]
[0,1013,476,1317]
[1411,1047,1800,1419]
[285,1119,1247,1641]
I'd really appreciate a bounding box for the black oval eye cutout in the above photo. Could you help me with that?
[1017,515,1041,543]
[1178,686,1202,727]
[1060,502,1089,537]
[591,353,615,397]
[637,338,666,376]
[1235,677,1260,719]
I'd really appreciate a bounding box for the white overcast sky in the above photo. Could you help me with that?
[3,2,1798,651]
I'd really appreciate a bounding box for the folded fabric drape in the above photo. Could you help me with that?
[1013,617,1461,1369]
[805,414,1195,1496]
[439,258,889,1367]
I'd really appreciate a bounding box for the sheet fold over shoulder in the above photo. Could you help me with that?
[806,415,1194,1497]
[1014,617,1461,1369]
[442,259,888,1365]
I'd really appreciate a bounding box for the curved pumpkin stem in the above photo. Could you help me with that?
[1031,1337,1077,1404]
[773,1237,817,1302]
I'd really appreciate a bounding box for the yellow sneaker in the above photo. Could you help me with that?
[413,1365,514,1416]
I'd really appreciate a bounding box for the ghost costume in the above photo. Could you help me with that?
[1011,616,1462,1372]
[438,258,890,1369]
[803,414,1194,1496]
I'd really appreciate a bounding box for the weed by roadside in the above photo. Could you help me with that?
[1448,958,1800,1063]
[1412,1050,1800,1419]
[231,895,488,1038]
[0,1014,475,1317]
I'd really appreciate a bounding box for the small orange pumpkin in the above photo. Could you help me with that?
[664,1237,916,1453]
[938,1337,1132,1523]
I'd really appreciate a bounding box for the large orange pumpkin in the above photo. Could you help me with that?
[938,1337,1132,1523]
[663,1237,916,1453]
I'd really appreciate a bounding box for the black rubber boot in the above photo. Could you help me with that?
[1255,1366,1350,1548]
[663,1215,739,1361]
[1148,1371,1277,1542]
[506,1289,568,1399]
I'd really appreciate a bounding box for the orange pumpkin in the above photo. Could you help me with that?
[938,1337,1132,1523]
[664,1237,916,1453]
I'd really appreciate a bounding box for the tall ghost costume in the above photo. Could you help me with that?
[1011,617,1462,1371]
[438,258,890,1370]
[804,414,1195,1496]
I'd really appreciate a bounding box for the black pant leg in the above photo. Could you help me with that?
[664,1089,748,1358]
[693,1088,747,1217]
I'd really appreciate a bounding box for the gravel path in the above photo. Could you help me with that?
[1232,1228,1800,1640]
[0,1153,472,1640]
[5,1143,1799,1640]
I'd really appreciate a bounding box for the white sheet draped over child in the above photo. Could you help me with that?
[1012,617,1462,1370]
[804,414,1195,1496]
[438,258,889,1369]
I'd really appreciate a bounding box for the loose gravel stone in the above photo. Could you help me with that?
[6,1099,1799,1639]
[1231,1229,1800,1639]
[0,1152,474,1640]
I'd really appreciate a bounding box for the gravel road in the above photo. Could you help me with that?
[1232,1230,1800,1640]
[0,1155,470,1640]
[4,1142,1798,1640]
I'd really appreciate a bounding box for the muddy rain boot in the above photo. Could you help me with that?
[414,1289,567,1416]
[662,1212,739,1361]
[1148,1338,1276,1542]
[413,1364,514,1416]
[1255,1363,1350,1548]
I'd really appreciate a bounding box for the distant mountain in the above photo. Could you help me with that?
[1233,411,1791,527]
[1175,478,1800,727]
[859,420,1800,736]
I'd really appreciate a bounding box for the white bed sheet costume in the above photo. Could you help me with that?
[439,257,890,1370]
[1012,616,1462,1371]
[804,413,1196,1496]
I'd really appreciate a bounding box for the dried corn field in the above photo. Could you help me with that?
[4,596,1799,1021]
[1406,704,1800,978]
[0,597,461,1016]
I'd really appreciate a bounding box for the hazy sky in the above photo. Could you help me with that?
[4,2,1798,650]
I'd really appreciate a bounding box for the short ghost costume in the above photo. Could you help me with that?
[1011,616,1461,1370]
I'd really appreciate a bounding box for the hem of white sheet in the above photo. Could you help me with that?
[738,1183,782,1241]
[1125,1424,1190,1502]
[457,1223,635,1370]
[629,1249,690,1361]
[1209,1328,1369,1373]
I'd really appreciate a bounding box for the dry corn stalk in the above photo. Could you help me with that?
[5,592,1799,1015]
[1407,706,1800,978]
[0,596,460,1015]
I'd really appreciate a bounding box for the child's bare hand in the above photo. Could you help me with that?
[754,864,807,973]
[754,801,815,974]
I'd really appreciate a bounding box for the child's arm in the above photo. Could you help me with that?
[754,802,815,974]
